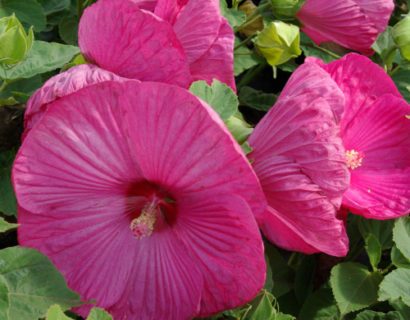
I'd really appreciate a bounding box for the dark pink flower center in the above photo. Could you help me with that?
[126,181,176,239]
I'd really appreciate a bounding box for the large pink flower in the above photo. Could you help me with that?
[13,81,266,319]
[78,0,235,90]
[297,0,394,55]
[248,62,350,257]
[309,53,410,219]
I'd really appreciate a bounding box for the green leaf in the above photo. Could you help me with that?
[294,255,316,305]
[393,216,410,260]
[0,149,17,216]
[392,65,410,103]
[248,290,276,320]
[0,247,83,320]
[365,233,382,271]
[219,0,246,28]
[0,217,18,233]
[0,40,80,80]
[354,310,404,320]
[330,262,383,314]
[372,27,397,67]
[234,37,263,76]
[300,33,338,64]
[391,245,410,269]
[38,0,71,15]
[379,268,410,306]
[86,307,113,320]
[58,14,78,45]
[0,75,42,103]
[0,0,46,32]
[390,299,410,320]
[238,86,277,111]
[298,287,340,320]
[189,79,238,121]
[357,216,394,250]
[46,304,73,320]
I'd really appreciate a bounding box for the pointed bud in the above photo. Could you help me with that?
[239,0,264,37]
[0,14,34,66]
[270,0,306,19]
[393,15,410,61]
[254,21,301,66]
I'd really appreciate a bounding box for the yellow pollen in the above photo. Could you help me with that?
[345,149,364,170]
[130,204,157,239]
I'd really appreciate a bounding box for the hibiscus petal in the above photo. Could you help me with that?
[24,64,125,139]
[79,0,191,87]
[297,0,393,55]
[189,19,236,91]
[173,0,222,63]
[248,63,349,256]
[174,194,265,316]
[342,94,410,218]
[307,54,402,136]
[121,81,266,220]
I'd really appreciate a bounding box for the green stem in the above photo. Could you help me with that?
[234,35,255,51]
[389,64,402,76]
[382,45,398,69]
[381,263,394,275]
[233,2,271,33]
[0,80,8,93]
[237,61,267,90]
[300,41,341,59]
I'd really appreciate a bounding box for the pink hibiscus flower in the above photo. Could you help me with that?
[247,62,350,257]
[297,0,394,55]
[309,53,410,219]
[13,81,266,319]
[78,0,236,90]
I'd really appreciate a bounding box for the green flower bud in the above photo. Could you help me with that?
[270,0,306,19]
[0,14,34,66]
[254,21,301,66]
[392,15,410,61]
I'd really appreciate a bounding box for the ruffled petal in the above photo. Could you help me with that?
[79,0,191,87]
[248,63,349,256]
[342,94,410,218]
[174,194,265,316]
[121,81,266,220]
[307,54,402,136]
[24,64,126,139]
[173,0,222,63]
[189,19,236,91]
[297,0,393,55]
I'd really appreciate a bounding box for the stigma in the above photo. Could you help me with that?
[345,149,364,170]
[130,204,158,239]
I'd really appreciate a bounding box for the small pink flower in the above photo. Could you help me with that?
[297,0,394,55]
[248,62,350,257]
[14,81,267,319]
[309,53,410,219]
[79,0,235,90]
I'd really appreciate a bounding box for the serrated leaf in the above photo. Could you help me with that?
[46,304,73,320]
[0,149,17,216]
[238,86,277,111]
[390,299,410,320]
[58,14,78,45]
[379,268,410,306]
[391,245,410,269]
[38,0,71,15]
[354,310,403,320]
[393,216,410,260]
[86,307,113,320]
[330,262,383,314]
[365,233,382,271]
[0,41,80,80]
[372,27,396,56]
[248,291,275,320]
[298,287,340,320]
[0,217,18,232]
[0,246,83,320]
[189,79,238,121]
[392,66,410,103]
[0,0,46,32]
[357,216,394,250]
[0,75,42,103]
[219,0,246,28]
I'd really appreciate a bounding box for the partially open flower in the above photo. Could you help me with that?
[248,62,350,257]
[79,0,236,90]
[297,0,394,55]
[309,53,410,219]
[14,80,266,319]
